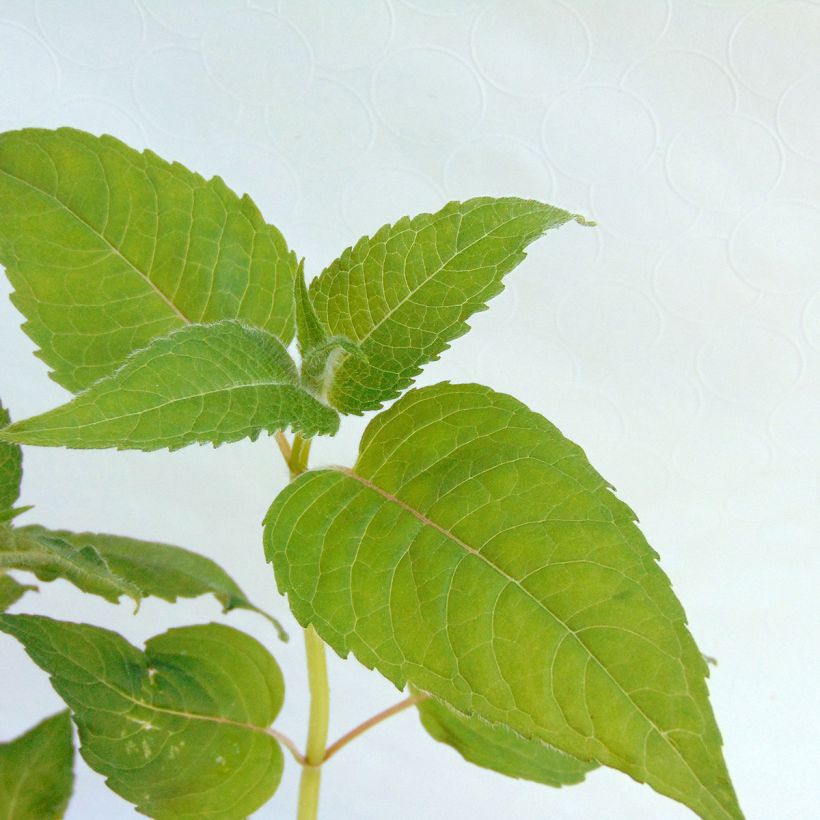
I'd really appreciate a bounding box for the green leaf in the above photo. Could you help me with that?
[20,525,287,639]
[0,711,74,820]
[295,260,364,402]
[0,615,285,819]
[0,507,34,525]
[0,399,22,513]
[310,198,588,414]
[0,527,139,604]
[294,258,328,355]
[0,573,36,612]
[417,695,595,788]
[265,383,742,820]
[0,321,339,451]
[0,127,297,392]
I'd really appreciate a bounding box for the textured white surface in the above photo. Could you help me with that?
[0,2,817,818]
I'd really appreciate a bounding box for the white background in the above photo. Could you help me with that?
[0,1,818,818]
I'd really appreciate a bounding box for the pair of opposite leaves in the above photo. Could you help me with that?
[0,128,742,820]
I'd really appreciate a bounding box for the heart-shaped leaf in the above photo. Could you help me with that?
[0,615,286,819]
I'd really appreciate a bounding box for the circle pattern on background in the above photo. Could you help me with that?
[697,323,802,408]
[371,48,484,145]
[36,0,143,69]
[398,0,486,16]
[653,236,757,323]
[134,47,240,139]
[0,23,58,121]
[777,73,820,163]
[592,158,698,241]
[804,294,820,351]
[444,134,555,200]
[602,357,700,446]
[471,0,588,98]
[666,114,782,212]
[622,50,736,139]
[202,9,311,106]
[279,0,393,71]
[572,0,670,63]
[543,86,657,182]
[730,0,820,98]
[267,79,373,171]
[730,200,820,295]
[557,283,661,375]
[673,410,771,491]
[140,0,243,38]
[341,167,444,237]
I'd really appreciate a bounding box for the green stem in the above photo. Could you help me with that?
[297,625,330,820]
[281,434,329,819]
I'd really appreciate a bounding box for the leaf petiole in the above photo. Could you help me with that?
[275,431,292,464]
[322,693,430,764]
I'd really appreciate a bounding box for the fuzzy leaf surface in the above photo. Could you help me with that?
[310,198,585,413]
[417,696,595,788]
[20,525,285,638]
[0,711,74,820]
[0,321,339,451]
[0,400,22,512]
[0,128,297,392]
[0,528,139,604]
[0,615,285,819]
[265,383,742,820]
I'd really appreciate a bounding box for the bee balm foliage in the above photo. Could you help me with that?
[0,128,742,820]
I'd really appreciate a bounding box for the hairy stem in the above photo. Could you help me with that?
[298,625,330,820]
[289,433,312,478]
[323,694,429,763]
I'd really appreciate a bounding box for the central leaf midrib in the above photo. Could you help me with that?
[0,167,191,325]
[324,206,545,346]
[85,667,273,739]
[333,466,728,818]
[19,380,297,435]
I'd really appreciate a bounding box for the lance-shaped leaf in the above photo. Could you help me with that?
[0,321,339,451]
[294,259,364,402]
[0,399,22,513]
[20,525,287,639]
[295,258,327,356]
[0,615,285,819]
[265,383,742,820]
[0,711,74,819]
[0,573,36,612]
[417,695,596,788]
[0,527,139,604]
[310,198,589,414]
[0,127,297,392]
